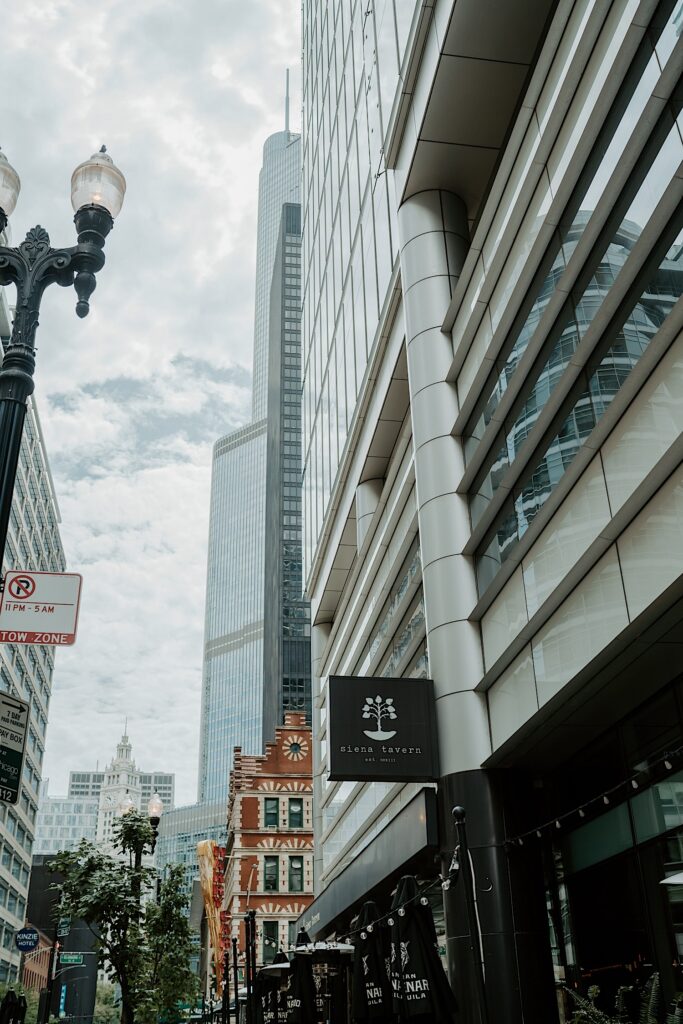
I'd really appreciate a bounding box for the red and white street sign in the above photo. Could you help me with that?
[0,570,83,646]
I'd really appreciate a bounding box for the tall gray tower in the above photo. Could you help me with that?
[197,129,301,806]
[251,130,301,419]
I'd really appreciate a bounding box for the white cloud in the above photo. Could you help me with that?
[1,0,301,804]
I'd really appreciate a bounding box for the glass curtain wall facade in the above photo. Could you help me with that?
[301,0,683,1020]
[263,204,311,743]
[0,286,65,982]
[198,130,302,804]
[253,133,303,419]
[33,782,98,856]
[198,422,267,804]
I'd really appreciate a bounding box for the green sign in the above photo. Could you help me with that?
[57,916,71,938]
[59,953,83,965]
[0,694,29,804]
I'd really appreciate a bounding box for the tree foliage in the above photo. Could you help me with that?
[93,983,120,1024]
[50,811,197,1024]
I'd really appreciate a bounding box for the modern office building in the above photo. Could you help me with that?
[197,129,302,805]
[300,0,683,1020]
[262,204,312,742]
[197,421,268,804]
[67,771,105,799]
[0,279,66,982]
[252,129,304,419]
[32,780,99,856]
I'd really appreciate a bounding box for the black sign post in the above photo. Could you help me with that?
[328,676,438,783]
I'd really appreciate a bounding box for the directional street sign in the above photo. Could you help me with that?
[59,953,83,965]
[57,916,71,938]
[15,927,39,952]
[0,693,28,804]
[0,570,83,646]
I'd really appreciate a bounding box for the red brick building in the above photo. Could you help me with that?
[225,713,313,968]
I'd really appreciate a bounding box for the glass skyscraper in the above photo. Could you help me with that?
[262,204,311,742]
[252,132,302,420]
[197,129,301,807]
[300,0,683,1017]
[198,421,267,803]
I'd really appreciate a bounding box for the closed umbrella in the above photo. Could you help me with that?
[286,952,318,1023]
[389,876,457,1023]
[0,990,18,1024]
[13,996,26,1024]
[351,901,395,1023]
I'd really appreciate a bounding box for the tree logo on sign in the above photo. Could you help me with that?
[362,695,397,740]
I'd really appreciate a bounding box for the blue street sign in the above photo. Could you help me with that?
[15,927,39,952]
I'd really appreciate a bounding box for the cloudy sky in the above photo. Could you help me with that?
[1,0,301,805]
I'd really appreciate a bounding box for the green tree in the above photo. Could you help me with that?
[138,867,198,1024]
[0,983,40,1024]
[93,983,120,1024]
[50,811,197,1024]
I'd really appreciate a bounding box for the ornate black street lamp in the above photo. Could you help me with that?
[0,145,126,569]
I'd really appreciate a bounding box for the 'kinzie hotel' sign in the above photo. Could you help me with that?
[327,676,439,782]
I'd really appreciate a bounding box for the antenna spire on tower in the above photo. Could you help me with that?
[285,68,290,133]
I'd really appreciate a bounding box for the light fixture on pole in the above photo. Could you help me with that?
[0,145,125,570]
[118,792,135,815]
[147,792,164,853]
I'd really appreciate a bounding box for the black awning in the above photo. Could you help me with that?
[299,788,438,939]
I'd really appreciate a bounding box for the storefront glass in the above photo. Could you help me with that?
[543,680,683,1019]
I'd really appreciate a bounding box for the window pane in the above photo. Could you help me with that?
[264,856,279,892]
[289,798,304,829]
[289,856,304,892]
[264,798,279,827]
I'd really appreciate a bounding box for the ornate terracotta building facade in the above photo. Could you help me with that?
[225,712,313,969]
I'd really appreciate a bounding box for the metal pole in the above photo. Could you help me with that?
[41,928,59,1024]
[231,937,239,1021]
[222,950,230,1024]
[244,913,254,1024]
[452,806,489,1024]
[0,205,113,571]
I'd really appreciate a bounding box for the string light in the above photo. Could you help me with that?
[505,744,683,848]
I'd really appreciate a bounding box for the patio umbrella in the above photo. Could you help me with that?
[286,951,318,1022]
[389,876,458,1022]
[13,996,26,1024]
[0,990,18,1024]
[254,971,280,1024]
[351,901,395,1023]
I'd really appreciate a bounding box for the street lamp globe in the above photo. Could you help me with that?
[147,792,164,825]
[0,149,20,220]
[70,146,126,219]
[118,793,135,815]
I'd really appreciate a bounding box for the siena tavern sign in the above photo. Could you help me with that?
[328,676,438,782]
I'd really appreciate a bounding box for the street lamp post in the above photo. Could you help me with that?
[0,145,125,569]
[118,791,164,902]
